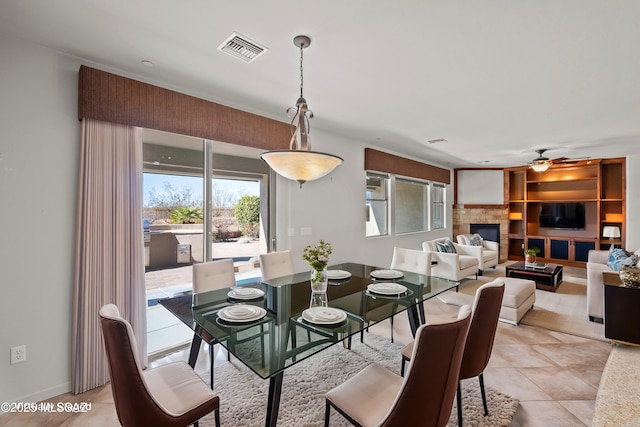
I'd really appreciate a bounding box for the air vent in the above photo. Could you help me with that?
[218,32,267,63]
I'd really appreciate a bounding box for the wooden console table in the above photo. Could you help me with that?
[603,271,640,346]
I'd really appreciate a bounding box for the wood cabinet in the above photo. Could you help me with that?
[505,158,625,267]
[603,271,640,345]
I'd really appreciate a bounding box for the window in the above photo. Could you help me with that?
[431,183,445,229]
[395,177,428,234]
[366,172,389,237]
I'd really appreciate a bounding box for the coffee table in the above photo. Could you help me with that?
[505,261,563,292]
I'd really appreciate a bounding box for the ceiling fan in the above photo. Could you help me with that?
[529,149,589,172]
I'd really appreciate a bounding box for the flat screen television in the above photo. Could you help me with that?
[539,202,586,230]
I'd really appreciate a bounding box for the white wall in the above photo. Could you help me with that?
[0,35,454,403]
[0,37,80,402]
[626,154,640,250]
[457,169,504,205]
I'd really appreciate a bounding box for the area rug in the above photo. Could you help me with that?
[440,264,606,342]
[198,333,519,426]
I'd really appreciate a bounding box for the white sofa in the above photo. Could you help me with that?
[422,238,479,283]
[586,248,639,322]
[456,234,499,275]
[586,250,610,323]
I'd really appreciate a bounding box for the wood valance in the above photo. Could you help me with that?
[364,148,450,184]
[78,65,290,150]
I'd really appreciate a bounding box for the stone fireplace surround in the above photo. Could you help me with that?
[452,206,509,262]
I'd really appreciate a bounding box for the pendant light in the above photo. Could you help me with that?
[260,35,343,187]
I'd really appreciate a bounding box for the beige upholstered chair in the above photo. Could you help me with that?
[390,246,431,276]
[402,279,505,426]
[259,250,295,280]
[325,305,471,427]
[385,247,431,340]
[192,259,236,387]
[193,258,237,292]
[423,238,479,285]
[455,234,499,275]
[99,304,220,427]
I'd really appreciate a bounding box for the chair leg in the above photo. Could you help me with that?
[400,357,406,377]
[457,381,463,427]
[208,344,214,389]
[390,315,394,343]
[215,408,220,427]
[479,373,489,416]
[324,401,331,427]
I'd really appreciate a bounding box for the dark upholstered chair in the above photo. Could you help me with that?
[99,304,220,427]
[402,278,505,426]
[325,305,471,427]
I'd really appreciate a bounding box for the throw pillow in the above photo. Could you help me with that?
[436,240,457,254]
[469,233,483,247]
[607,248,637,271]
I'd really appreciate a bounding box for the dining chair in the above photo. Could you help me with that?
[192,259,237,388]
[388,247,431,339]
[99,304,220,427]
[401,278,505,426]
[259,250,294,280]
[325,305,471,427]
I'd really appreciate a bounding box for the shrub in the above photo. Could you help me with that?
[169,206,203,224]
[234,196,260,238]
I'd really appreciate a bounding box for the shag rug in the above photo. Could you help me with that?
[439,264,606,342]
[199,333,519,426]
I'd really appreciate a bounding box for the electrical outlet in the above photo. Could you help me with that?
[10,345,26,364]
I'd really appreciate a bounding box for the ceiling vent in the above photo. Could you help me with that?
[218,32,267,63]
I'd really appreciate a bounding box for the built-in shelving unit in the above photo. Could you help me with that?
[505,158,626,266]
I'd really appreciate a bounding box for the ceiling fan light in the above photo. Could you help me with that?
[530,160,552,172]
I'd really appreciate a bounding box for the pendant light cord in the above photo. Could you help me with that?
[299,42,304,98]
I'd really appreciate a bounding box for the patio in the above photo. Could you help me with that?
[145,240,261,359]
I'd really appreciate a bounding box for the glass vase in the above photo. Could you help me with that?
[310,268,328,307]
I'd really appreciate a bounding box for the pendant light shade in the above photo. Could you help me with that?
[261,150,343,184]
[260,35,343,186]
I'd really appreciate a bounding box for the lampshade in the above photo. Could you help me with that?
[260,35,343,187]
[602,226,621,239]
[529,149,552,172]
[260,150,343,184]
[530,160,552,172]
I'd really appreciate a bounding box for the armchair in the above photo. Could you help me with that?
[456,234,499,275]
[423,238,479,285]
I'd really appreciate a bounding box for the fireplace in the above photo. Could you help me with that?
[470,223,500,243]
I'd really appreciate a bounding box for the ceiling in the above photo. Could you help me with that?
[2,0,640,168]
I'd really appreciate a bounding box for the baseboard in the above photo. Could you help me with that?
[9,381,71,405]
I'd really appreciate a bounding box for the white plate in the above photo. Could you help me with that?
[302,307,348,325]
[217,305,267,323]
[327,270,352,280]
[370,269,404,279]
[367,282,408,295]
[227,287,265,300]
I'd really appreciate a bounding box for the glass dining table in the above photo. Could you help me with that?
[160,262,458,427]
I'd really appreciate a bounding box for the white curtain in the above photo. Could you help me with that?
[72,118,146,394]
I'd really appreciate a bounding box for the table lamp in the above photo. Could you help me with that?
[602,226,621,240]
